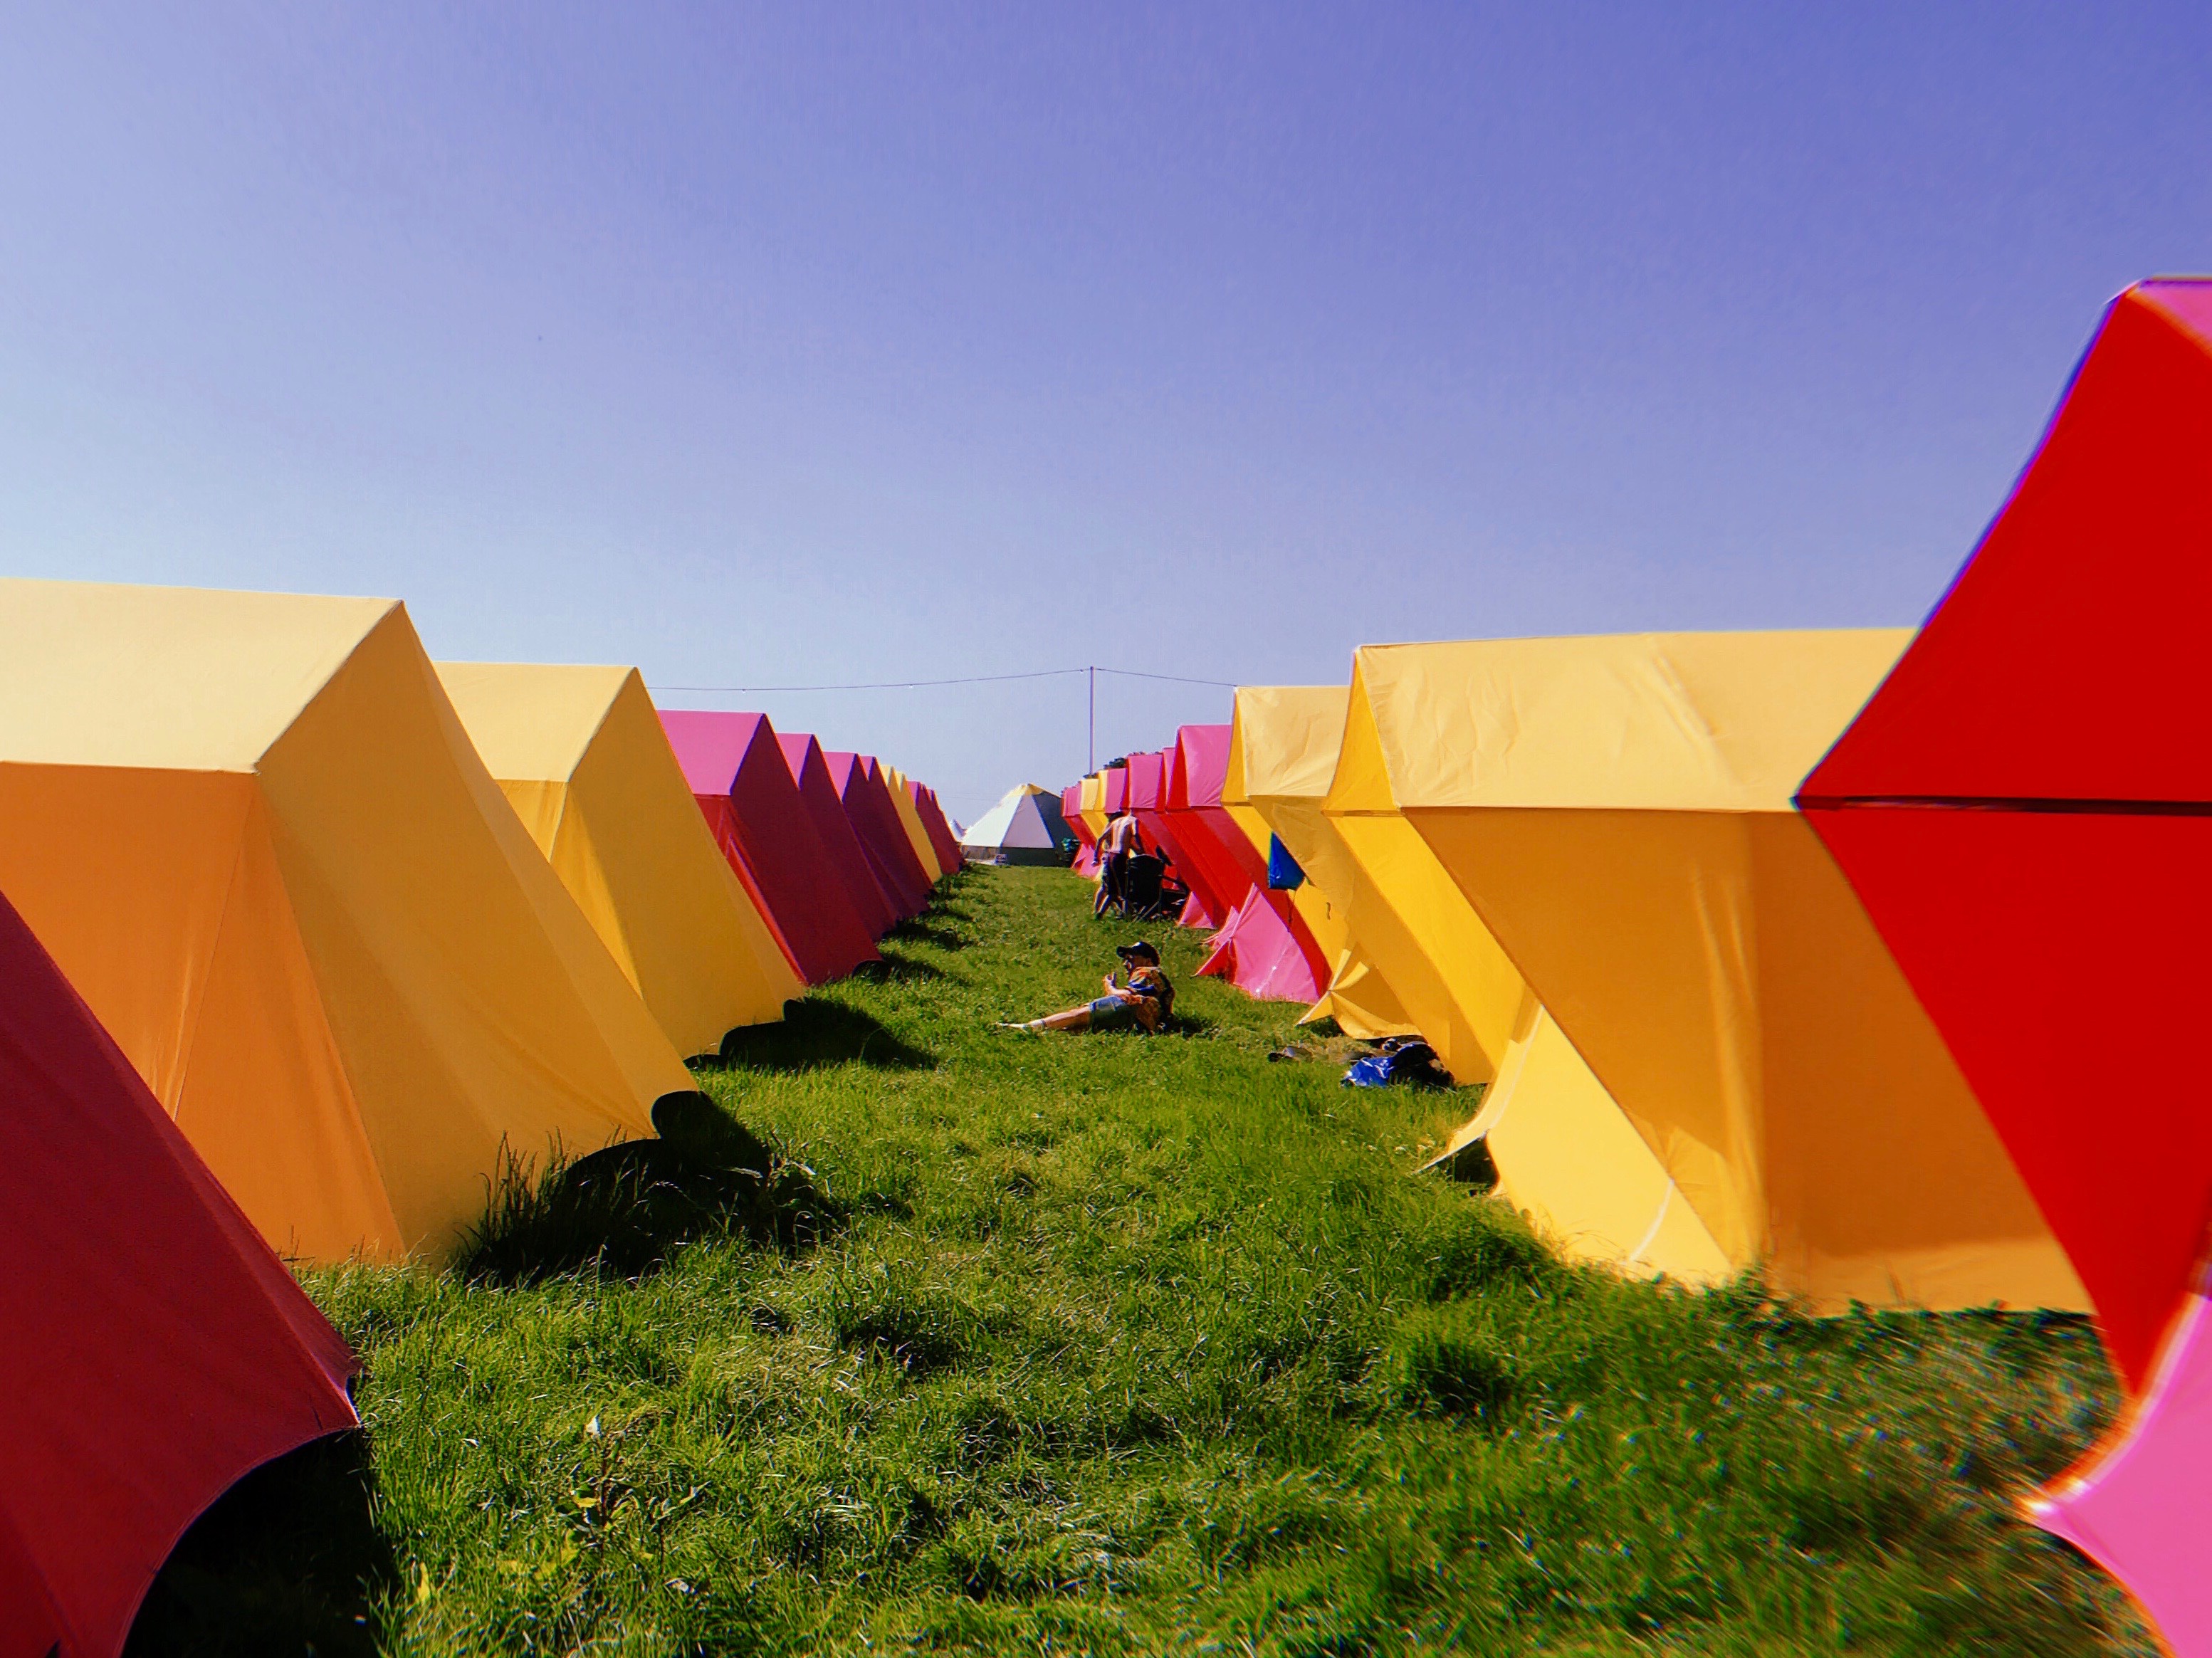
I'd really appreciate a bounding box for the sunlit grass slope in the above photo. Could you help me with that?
[139,866,2149,1655]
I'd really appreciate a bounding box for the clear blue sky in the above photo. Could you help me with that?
[3,5,2208,819]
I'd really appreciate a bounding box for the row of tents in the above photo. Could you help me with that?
[1039,279,2212,1653]
[0,578,958,1654]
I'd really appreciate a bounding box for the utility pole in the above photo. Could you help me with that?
[1087,665,1096,773]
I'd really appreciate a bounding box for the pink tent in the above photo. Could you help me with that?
[1126,748,1211,925]
[777,732,898,940]
[1197,887,1327,1002]
[661,710,879,984]
[2028,1269,2212,1656]
[824,750,928,919]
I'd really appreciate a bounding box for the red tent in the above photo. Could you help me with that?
[1126,748,1212,925]
[864,756,938,898]
[661,711,879,985]
[777,732,897,939]
[1161,725,1264,931]
[1801,279,2212,1394]
[908,780,965,874]
[0,883,357,1658]
[824,750,928,919]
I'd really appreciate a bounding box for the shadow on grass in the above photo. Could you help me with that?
[456,1093,842,1287]
[884,918,970,952]
[852,948,945,984]
[712,996,936,1072]
[126,1430,394,1657]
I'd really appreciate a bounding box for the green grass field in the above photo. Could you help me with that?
[132,867,2151,1656]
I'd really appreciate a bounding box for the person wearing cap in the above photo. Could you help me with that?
[1000,940,1175,1034]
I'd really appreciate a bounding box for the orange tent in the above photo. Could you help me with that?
[0,579,688,1264]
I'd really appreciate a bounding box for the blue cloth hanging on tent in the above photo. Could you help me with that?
[1267,834,1306,891]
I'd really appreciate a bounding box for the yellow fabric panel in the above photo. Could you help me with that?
[1323,812,1521,1088]
[1230,686,1413,1037]
[437,663,800,1057]
[1231,686,1351,801]
[1444,996,1731,1284]
[1410,803,2088,1311]
[0,766,404,1260]
[1353,630,1914,812]
[1079,775,1106,840]
[0,579,390,771]
[1302,945,1418,1039]
[182,791,401,1260]
[0,582,688,1262]
[885,769,943,880]
[0,765,405,1261]
[262,610,686,1256]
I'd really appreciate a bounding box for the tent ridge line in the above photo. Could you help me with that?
[1798,793,2212,817]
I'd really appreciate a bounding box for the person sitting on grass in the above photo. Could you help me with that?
[1000,940,1175,1034]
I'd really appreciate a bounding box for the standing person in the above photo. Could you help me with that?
[1000,941,1175,1033]
[1095,810,1140,918]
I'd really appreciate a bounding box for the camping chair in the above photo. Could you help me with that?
[1120,854,1173,919]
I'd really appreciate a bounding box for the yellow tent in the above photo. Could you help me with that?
[0,579,689,1264]
[1355,630,2087,1311]
[1078,774,1108,851]
[884,763,945,881]
[1222,686,1415,1039]
[436,662,802,1058]
[1316,675,1729,1282]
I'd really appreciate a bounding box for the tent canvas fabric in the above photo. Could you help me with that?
[1220,697,1356,1006]
[840,753,934,914]
[1803,279,2212,1389]
[909,779,966,875]
[1160,726,1265,937]
[961,785,1074,865]
[0,579,686,1264]
[870,757,942,889]
[1062,785,1099,875]
[883,763,945,881]
[1225,686,1417,1039]
[438,663,802,1059]
[779,732,899,939]
[1195,888,1325,1002]
[659,711,880,985]
[2025,1269,2212,1657]
[0,881,358,1658]
[1351,630,2086,1312]
[1077,775,1108,849]
[1436,997,1732,1281]
[824,750,927,920]
[1126,748,1218,925]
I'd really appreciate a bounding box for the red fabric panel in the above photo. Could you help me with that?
[1125,749,1210,925]
[861,757,936,898]
[659,712,877,985]
[824,752,927,919]
[1805,283,2212,806]
[1802,279,2212,1390]
[690,792,804,978]
[815,752,909,920]
[777,734,896,939]
[1805,806,2212,1391]
[0,886,357,1658]
[908,781,965,874]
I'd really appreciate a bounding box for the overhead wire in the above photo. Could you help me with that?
[654,664,1238,694]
